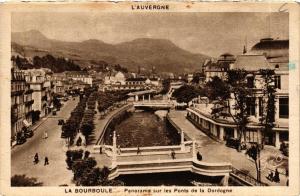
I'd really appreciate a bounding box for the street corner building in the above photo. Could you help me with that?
[188,38,289,149]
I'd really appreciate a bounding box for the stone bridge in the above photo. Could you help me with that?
[133,100,174,110]
[93,131,232,185]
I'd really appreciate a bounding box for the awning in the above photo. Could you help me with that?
[23,120,30,128]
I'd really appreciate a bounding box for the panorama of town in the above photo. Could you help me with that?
[11,34,289,186]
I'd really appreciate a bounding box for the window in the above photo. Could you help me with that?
[245,130,258,143]
[247,76,254,88]
[258,97,263,116]
[246,97,256,116]
[279,97,289,118]
[274,75,281,89]
[275,64,279,69]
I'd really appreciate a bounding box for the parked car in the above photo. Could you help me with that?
[17,136,26,145]
[58,119,65,125]
[225,137,246,151]
[226,137,240,149]
[24,129,34,138]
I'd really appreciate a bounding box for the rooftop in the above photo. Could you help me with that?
[232,54,272,71]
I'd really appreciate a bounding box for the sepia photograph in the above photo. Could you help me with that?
[0,2,299,196]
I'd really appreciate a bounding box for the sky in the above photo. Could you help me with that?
[12,12,288,57]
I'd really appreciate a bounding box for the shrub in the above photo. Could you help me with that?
[11,174,43,187]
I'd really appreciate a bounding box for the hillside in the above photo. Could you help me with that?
[12,30,209,73]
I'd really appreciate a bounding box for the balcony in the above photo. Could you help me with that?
[24,89,34,94]
[11,90,25,97]
[25,100,34,106]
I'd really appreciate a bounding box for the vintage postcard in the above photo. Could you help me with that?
[0,1,299,196]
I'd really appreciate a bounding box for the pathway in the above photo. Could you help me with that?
[168,110,288,186]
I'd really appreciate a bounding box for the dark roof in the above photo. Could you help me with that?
[251,39,289,50]
[126,78,147,81]
[220,53,234,58]
[65,71,89,76]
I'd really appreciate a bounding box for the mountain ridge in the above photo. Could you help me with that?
[12,30,209,73]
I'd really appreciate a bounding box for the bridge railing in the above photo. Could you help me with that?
[93,144,191,156]
[133,102,173,106]
[192,159,232,172]
[230,167,268,186]
[95,104,133,145]
[109,158,232,180]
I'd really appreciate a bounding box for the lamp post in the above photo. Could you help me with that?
[111,131,117,167]
[257,144,261,182]
[181,130,185,151]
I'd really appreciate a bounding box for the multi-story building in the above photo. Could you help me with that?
[11,67,34,143]
[203,53,235,82]
[65,71,93,85]
[52,73,67,96]
[22,68,54,118]
[104,71,126,85]
[187,38,289,148]
[103,76,162,92]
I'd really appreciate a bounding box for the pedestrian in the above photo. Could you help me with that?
[137,146,141,155]
[43,131,48,139]
[197,151,202,161]
[171,149,176,159]
[33,153,39,164]
[274,168,280,183]
[99,145,103,154]
[117,145,121,155]
[44,156,49,166]
[267,171,274,182]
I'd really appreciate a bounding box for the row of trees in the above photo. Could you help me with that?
[97,91,129,116]
[11,55,81,73]
[65,150,124,186]
[80,91,98,144]
[61,88,96,146]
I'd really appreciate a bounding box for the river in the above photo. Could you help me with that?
[110,110,180,147]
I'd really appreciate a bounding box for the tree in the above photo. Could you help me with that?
[211,69,251,145]
[205,76,230,100]
[245,144,261,181]
[62,121,77,146]
[258,69,276,149]
[160,79,170,94]
[11,174,43,186]
[191,72,205,84]
[172,85,203,104]
[81,122,94,143]
[226,69,252,144]
[15,55,22,68]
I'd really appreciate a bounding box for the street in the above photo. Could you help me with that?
[11,98,79,186]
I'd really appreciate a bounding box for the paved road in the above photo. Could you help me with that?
[168,110,288,186]
[11,97,79,186]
